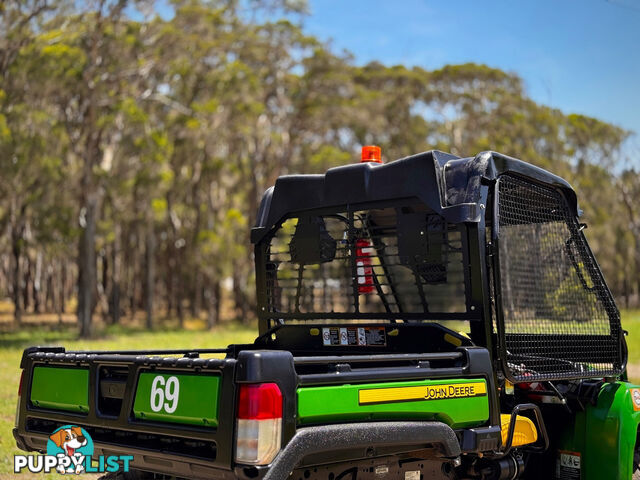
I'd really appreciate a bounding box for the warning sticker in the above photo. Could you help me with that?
[631,389,640,411]
[322,327,339,346]
[556,451,580,480]
[321,326,386,347]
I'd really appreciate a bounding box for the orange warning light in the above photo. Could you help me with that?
[360,145,382,164]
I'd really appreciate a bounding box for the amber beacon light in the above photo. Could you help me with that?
[360,145,383,163]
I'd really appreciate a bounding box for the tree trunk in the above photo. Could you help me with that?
[78,194,99,338]
[206,279,221,329]
[11,235,22,324]
[128,235,137,315]
[98,247,109,320]
[23,254,32,313]
[33,250,43,314]
[59,261,67,319]
[109,224,121,325]
[46,265,54,312]
[166,264,174,318]
[190,270,202,319]
[144,220,155,330]
[176,277,184,328]
[10,201,27,323]
[233,270,249,324]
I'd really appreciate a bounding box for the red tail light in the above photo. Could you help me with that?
[356,238,375,294]
[235,383,282,465]
[237,383,283,420]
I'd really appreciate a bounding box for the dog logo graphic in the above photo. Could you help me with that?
[15,424,131,475]
[46,425,93,475]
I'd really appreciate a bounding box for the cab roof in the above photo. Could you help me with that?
[251,150,577,244]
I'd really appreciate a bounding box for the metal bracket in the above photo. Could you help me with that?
[498,403,549,457]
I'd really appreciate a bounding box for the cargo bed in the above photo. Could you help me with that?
[14,325,501,479]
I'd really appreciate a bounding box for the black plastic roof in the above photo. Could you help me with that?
[251,150,577,244]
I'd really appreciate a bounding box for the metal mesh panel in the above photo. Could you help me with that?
[496,174,622,381]
[265,204,468,320]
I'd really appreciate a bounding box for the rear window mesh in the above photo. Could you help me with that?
[264,204,468,320]
[496,174,623,381]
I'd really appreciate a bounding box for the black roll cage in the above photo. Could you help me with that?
[251,150,626,379]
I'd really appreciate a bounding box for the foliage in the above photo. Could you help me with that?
[0,0,637,336]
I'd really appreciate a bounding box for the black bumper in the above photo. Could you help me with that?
[262,421,461,480]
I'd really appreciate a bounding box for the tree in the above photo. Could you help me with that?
[0,0,636,334]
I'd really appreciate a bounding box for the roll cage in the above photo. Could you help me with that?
[251,150,625,382]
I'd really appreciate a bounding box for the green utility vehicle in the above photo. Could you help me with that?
[14,149,640,479]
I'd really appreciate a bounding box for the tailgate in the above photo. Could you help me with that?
[293,347,498,431]
[14,346,238,478]
[297,377,489,427]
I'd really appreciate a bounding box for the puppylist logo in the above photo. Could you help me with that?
[14,425,133,475]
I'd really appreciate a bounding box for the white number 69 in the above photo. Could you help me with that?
[150,375,180,413]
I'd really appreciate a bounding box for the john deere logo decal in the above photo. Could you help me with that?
[14,424,132,475]
[359,381,487,405]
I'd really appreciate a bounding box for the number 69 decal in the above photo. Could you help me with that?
[150,375,180,413]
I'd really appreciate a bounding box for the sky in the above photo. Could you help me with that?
[301,0,640,140]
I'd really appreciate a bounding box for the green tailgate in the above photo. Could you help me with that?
[133,372,220,427]
[298,378,489,428]
[30,366,89,413]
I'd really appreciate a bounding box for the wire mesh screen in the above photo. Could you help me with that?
[264,204,468,320]
[496,174,623,381]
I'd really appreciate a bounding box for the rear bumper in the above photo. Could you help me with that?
[262,421,461,480]
[14,427,240,480]
[17,421,461,480]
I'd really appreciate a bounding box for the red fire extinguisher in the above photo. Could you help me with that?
[355,145,381,295]
[356,238,375,294]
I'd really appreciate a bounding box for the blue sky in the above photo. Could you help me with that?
[301,0,640,138]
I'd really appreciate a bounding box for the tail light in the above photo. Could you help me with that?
[235,383,282,465]
[356,238,375,294]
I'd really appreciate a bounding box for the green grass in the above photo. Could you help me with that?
[2,311,640,477]
[622,310,640,364]
[0,322,257,478]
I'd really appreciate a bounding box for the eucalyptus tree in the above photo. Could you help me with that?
[22,0,156,335]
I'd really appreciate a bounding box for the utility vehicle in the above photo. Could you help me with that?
[14,148,639,479]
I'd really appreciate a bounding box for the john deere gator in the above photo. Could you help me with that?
[13,148,639,479]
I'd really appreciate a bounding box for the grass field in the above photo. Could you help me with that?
[1,311,640,478]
